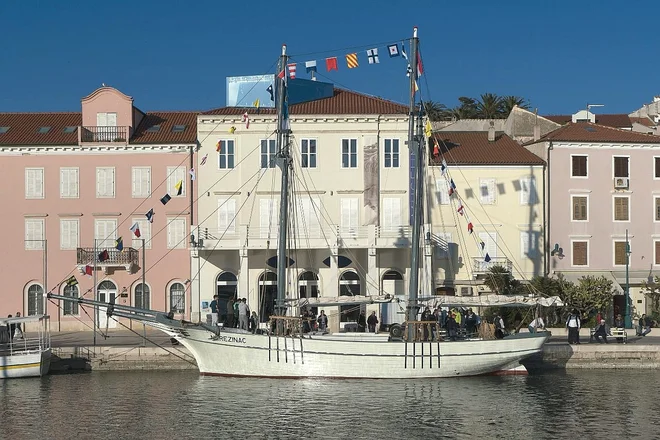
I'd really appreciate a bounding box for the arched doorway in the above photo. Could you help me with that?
[258,271,277,323]
[97,280,117,328]
[298,271,319,316]
[170,282,186,315]
[381,270,405,328]
[134,283,150,310]
[27,283,44,316]
[216,272,237,322]
[339,270,361,323]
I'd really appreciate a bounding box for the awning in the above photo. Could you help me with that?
[417,295,564,308]
[554,271,623,294]
[287,295,393,308]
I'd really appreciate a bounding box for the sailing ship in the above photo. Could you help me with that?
[49,27,553,378]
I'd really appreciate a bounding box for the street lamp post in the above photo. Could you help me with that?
[624,229,632,329]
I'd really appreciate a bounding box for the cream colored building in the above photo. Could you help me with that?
[190,88,546,330]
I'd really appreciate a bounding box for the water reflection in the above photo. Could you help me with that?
[1,371,659,439]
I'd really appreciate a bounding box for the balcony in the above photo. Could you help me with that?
[77,247,139,273]
[471,256,512,278]
[78,126,130,145]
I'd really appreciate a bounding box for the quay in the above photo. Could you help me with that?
[47,328,660,373]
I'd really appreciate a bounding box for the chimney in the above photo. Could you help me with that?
[533,108,541,141]
[488,120,495,142]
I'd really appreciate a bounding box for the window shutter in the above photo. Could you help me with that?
[614,242,627,265]
[106,112,117,127]
[167,166,186,197]
[615,198,629,221]
[60,219,78,250]
[218,199,237,233]
[655,242,660,265]
[97,112,107,126]
[656,198,660,222]
[480,178,496,204]
[435,179,449,205]
[25,219,44,250]
[520,232,530,259]
[106,168,115,197]
[382,198,401,230]
[167,218,186,249]
[341,198,358,235]
[26,168,44,198]
[131,219,151,249]
[520,177,536,205]
[298,197,320,237]
[572,242,588,266]
[259,199,279,238]
[95,219,116,248]
[479,232,498,258]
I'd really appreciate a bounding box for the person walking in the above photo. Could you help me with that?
[566,309,581,344]
[639,314,652,336]
[317,311,328,332]
[367,311,379,333]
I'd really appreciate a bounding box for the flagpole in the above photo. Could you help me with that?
[93,238,97,347]
[142,237,146,347]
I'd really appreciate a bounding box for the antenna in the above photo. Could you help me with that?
[586,103,604,113]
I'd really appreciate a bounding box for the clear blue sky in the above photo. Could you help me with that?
[1,0,657,115]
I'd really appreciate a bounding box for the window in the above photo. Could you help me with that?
[655,197,660,222]
[25,219,45,250]
[614,156,629,178]
[96,167,115,198]
[60,219,79,250]
[27,284,44,316]
[218,140,235,169]
[167,166,186,197]
[340,198,359,236]
[571,155,588,177]
[614,241,627,266]
[96,112,117,127]
[25,168,44,199]
[260,139,276,168]
[37,126,51,134]
[297,197,321,238]
[478,232,498,258]
[572,241,588,266]
[134,283,150,309]
[572,196,588,221]
[479,178,496,204]
[384,139,399,168]
[655,157,660,179]
[146,125,161,133]
[167,218,186,249]
[382,198,402,231]
[259,199,279,238]
[435,232,452,259]
[520,231,538,259]
[218,198,237,234]
[655,241,660,265]
[435,179,449,205]
[341,139,358,168]
[95,219,117,248]
[172,125,186,133]
[132,167,151,198]
[614,196,629,221]
[519,176,536,205]
[131,218,151,249]
[63,284,79,315]
[63,126,77,133]
[301,139,317,168]
[0,126,9,133]
[60,168,79,198]
[170,283,185,314]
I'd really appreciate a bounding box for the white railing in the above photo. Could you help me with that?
[0,335,50,357]
[471,256,513,273]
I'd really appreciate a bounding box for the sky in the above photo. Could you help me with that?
[1,0,658,115]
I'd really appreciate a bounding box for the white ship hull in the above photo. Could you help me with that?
[0,349,51,379]
[154,325,547,379]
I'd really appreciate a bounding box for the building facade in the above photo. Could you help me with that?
[0,87,197,330]
[525,122,660,316]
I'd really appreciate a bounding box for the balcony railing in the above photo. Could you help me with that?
[79,126,129,145]
[77,247,139,268]
[471,256,513,275]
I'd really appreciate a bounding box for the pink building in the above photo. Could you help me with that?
[0,87,198,331]
[526,122,660,316]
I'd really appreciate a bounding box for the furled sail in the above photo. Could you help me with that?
[417,294,564,308]
[287,295,394,308]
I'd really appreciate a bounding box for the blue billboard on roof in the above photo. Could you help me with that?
[226,75,334,108]
[226,75,275,108]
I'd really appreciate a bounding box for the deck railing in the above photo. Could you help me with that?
[77,247,139,266]
[79,126,129,144]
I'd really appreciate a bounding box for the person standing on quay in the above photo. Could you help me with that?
[367,311,379,333]
[238,298,249,331]
[210,295,219,326]
[566,309,581,344]
[226,297,235,328]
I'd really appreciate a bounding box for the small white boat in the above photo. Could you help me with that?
[0,315,52,379]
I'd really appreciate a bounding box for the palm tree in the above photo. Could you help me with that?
[501,95,531,115]
[423,101,451,121]
[476,93,503,119]
[450,97,479,120]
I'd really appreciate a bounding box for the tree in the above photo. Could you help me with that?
[558,275,617,321]
[476,93,503,119]
[483,265,523,295]
[501,95,530,115]
[423,101,451,121]
[641,276,660,314]
[451,96,479,120]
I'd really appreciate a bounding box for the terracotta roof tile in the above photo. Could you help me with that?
[0,113,82,145]
[0,111,198,146]
[630,116,656,128]
[131,111,198,144]
[203,88,407,116]
[430,132,545,166]
[543,113,632,128]
[533,122,660,144]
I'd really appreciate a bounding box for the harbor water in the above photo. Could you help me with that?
[1,370,659,439]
